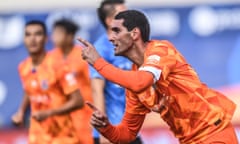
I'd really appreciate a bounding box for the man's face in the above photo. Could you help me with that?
[24,25,46,54]
[109,19,133,56]
[52,26,69,48]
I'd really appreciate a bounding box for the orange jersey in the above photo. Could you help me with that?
[50,45,93,144]
[18,53,80,144]
[93,40,236,144]
[127,40,236,143]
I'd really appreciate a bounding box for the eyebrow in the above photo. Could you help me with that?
[25,30,43,35]
[111,27,120,32]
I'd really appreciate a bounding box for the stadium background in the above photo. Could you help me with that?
[0,0,240,143]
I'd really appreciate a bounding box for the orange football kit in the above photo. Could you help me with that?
[19,53,80,144]
[92,40,238,144]
[50,45,93,144]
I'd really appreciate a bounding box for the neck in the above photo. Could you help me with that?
[125,41,149,67]
[60,43,74,56]
[31,50,46,66]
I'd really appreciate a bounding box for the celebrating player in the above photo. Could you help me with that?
[79,10,238,144]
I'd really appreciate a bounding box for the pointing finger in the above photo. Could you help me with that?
[77,37,91,47]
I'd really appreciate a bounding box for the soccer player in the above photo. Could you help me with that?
[90,0,142,144]
[12,20,83,144]
[51,19,93,144]
[78,10,238,144]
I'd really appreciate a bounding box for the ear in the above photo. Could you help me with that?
[131,27,141,41]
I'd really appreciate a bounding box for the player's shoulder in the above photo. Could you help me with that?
[150,40,174,48]
[44,51,62,69]
[146,40,177,55]
[18,57,31,69]
[18,57,31,75]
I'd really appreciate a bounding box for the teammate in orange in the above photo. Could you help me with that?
[78,10,238,144]
[51,19,93,144]
[12,20,83,144]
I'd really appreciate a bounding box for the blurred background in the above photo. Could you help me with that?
[0,0,240,143]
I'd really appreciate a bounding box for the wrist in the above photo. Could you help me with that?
[98,122,111,133]
[93,58,109,71]
[17,109,25,116]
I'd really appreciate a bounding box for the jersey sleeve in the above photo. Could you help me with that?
[57,65,79,95]
[139,41,177,82]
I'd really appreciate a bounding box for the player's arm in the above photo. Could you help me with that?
[94,58,154,93]
[32,89,84,121]
[91,78,105,114]
[87,102,145,144]
[78,38,154,93]
[12,91,29,125]
[51,89,84,115]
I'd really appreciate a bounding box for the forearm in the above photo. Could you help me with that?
[51,90,84,116]
[18,92,30,113]
[97,112,145,144]
[94,58,154,93]
[91,78,105,112]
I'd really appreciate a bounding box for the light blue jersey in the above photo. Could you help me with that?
[90,34,132,138]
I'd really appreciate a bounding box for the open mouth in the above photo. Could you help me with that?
[113,43,118,49]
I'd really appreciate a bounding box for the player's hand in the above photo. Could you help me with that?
[32,110,52,121]
[77,37,101,65]
[86,101,109,128]
[11,111,24,126]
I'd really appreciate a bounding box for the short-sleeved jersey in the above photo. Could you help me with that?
[50,45,93,144]
[18,53,80,144]
[90,34,132,137]
[126,40,236,144]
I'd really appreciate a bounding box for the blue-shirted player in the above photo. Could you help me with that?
[90,0,143,144]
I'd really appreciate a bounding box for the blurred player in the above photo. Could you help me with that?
[79,10,238,144]
[51,19,93,144]
[90,0,142,144]
[12,20,83,144]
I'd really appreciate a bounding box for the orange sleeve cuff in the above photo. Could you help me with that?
[93,58,154,93]
[93,58,109,71]
[97,112,145,143]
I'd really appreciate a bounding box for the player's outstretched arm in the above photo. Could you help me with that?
[78,37,154,93]
[12,92,30,126]
[86,102,145,143]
